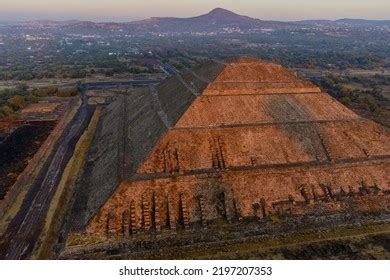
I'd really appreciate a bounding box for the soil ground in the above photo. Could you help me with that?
[0,121,55,199]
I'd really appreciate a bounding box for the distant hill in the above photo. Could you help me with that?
[296,18,390,26]
[9,8,390,34]
[124,8,290,33]
[335,18,390,26]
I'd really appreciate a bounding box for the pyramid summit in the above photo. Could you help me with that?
[65,58,390,258]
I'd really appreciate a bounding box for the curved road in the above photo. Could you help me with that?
[0,91,93,259]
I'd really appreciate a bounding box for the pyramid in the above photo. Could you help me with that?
[86,58,390,236]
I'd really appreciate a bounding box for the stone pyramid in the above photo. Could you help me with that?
[86,58,390,236]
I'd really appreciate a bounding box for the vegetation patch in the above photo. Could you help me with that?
[311,74,390,127]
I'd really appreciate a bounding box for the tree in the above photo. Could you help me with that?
[70,69,87,79]
[362,96,378,112]
[67,87,79,96]
[0,105,15,119]
[7,95,26,110]
[47,86,59,95]
[34,88,48,97]
[371,86,384,100]
[56,87,79,97]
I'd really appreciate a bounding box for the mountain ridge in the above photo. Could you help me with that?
[10,8,390,33]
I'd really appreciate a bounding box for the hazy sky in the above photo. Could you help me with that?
[1,0,389,21]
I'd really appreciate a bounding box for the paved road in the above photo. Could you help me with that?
[159,63,177,76]
[80,80,160,90]
[0,91,93,259]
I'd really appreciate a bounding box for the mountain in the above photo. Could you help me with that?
[7,8,390,34]
[125,8,289,33]
[12,8,289,34]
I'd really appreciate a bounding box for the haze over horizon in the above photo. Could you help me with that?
[1,0,389,22]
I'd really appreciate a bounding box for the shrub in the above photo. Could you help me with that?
[47,86,59,95]
[0,105,15,119]
[35,88,49,97]
[362,96,378,112]
[7,95,26,109]
[56,87,79,97]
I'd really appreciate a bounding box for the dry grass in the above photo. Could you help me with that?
[21,103,60,113]
[151,222,390,260]
[66,233,107,247]
[187,223,390,259]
